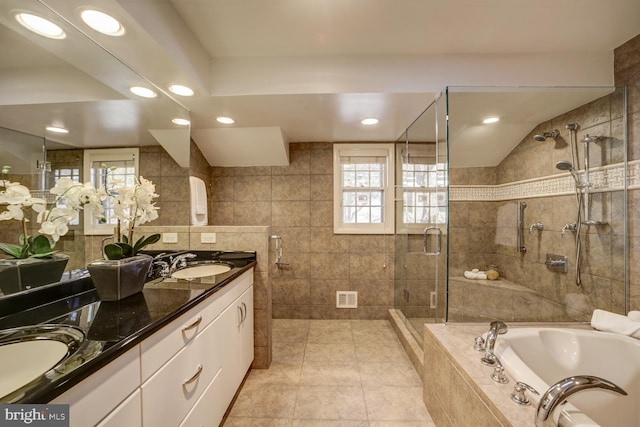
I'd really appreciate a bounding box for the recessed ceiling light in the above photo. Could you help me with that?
[168,85,194,97]
[130,86,157,98]
[361,117,379,126]
[172,118,190,126]
[483,117,500,124]
[216,116,235,125]
[46,126,69,134]
[81,10,124,36]
[15,13,66,39]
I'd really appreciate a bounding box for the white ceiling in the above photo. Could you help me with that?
[120,0,640,166]
[2,0,640,168]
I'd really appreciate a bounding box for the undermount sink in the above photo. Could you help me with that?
[171,262,232,280]
[0,325,84,399]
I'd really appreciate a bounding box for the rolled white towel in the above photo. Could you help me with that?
[463,270,487,280]
[591,309,640,339]
[628,311,640,322]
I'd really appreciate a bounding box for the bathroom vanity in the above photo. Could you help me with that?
[0,251,256,427]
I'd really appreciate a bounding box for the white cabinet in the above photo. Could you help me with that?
[50,346,141,427]
[219,286,254,403]
[140,269,253,427]
[141,313,224,427]
[96,389,141,427]
[180,282,254,427]
[50,268,254,427]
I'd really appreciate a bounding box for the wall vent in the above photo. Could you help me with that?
[336,291,357,308]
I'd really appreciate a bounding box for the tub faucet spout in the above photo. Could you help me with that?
[535,375,627,427]
[480,321,507,365]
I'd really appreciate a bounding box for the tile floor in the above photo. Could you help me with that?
[223,319,435,426]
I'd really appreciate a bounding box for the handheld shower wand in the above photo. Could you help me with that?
[556,159,582,287]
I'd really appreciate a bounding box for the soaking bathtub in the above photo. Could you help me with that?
[494,328,640,427]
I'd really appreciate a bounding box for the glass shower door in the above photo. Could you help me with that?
[395,94,449,345]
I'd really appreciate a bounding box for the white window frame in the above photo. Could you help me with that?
[83,148,139,235]
[333,143,395,234]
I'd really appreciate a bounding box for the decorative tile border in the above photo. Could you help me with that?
[451,160,639,201]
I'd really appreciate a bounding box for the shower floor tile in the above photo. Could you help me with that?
[222,319,435,426]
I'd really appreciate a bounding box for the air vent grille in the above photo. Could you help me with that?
[336,291,357,308]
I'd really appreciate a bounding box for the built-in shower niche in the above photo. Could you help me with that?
[447,86,627,322]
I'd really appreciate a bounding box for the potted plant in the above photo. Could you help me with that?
[0,166,106,293]
[86,175,161,301]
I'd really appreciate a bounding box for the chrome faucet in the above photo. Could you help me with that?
[481,321,507,365]
[561,222,577,237]
[170,253,196,273]
[529,222,544,233]
[535,375,627,427]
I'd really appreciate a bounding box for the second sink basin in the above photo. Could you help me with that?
[171,262,232,280]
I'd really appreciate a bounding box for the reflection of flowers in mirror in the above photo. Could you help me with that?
[0,165,106,259]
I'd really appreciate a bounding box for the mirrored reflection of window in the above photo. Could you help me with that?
[83,148,139,235]
[398,145,448,233]
[53,167,81,225]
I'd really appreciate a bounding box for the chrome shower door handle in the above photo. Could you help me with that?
[423,226,442,256]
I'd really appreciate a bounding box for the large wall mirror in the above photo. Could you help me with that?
[0,0,191,298]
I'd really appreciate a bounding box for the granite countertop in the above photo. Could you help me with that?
[0,251,256,404]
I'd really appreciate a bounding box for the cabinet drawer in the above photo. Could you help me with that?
[50,346,140,427]
[140,269,253,381]
[179,367,226,427]
[141,316,224,427]
[96,389,141,427]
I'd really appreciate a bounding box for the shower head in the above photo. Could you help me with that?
[555,160,573,171]
[533,130,559,141]
[556,160,581,186]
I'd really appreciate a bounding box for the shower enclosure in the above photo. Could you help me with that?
[394,86,628,347]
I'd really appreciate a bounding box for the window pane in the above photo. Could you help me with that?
[356,207,370,223]
[356,192,370,206]
[343,191,356,206]
[356,172,370,187]
[90,159,135,227]
[343,171,356,187]
[370,206,382,223]
[370,171,382,187]
[370,191,382,206]
[404,192,415,205]
[343,207,356,223]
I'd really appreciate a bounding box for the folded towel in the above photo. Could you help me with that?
[628,311,640,322]
[464,270,487,280]
[591,309,640,339]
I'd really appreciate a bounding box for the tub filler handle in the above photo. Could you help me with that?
[535,375,627,427]
[511,381,539,405]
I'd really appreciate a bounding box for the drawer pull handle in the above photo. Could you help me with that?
[183,364,203,386]
[182,316,202,332]
[241,302,247,323]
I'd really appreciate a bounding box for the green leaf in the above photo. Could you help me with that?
[104,242,133,260]
[30,235,53,256]
[132,234,161,255]
[0,242,25,258]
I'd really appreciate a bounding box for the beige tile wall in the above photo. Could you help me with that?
[447,45,634,319]
[210,142,395,320]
